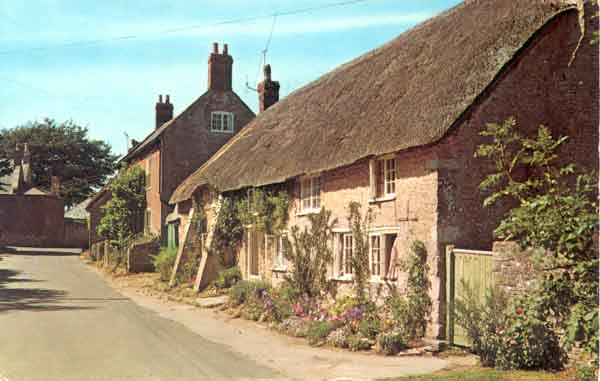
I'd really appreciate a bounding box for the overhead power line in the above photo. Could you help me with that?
[0,0,375,56]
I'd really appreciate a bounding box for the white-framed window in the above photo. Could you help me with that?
[368,232,398,280]
[210,111,234,133]
[370,235,381,277]
[370,157,397,200]
[342,233,354,275]
[300,176,321,213]
[274,232,288,269]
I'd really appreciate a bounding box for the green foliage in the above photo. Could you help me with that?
[347,202,373,302]
[306,321,336,346]
[97,166,146,266]
[376,330,408,355]
[576,363,598,381]
[402,240,432,338]
[476,117,599,355]
[211,196,243,267]
[383,240,432,340]
[358,316,381,340]
[456,284,507,367]
[152,247,178,282]
[456,284,566,371]
[235,188,289,234]
[228,280,270,306]
[179,254,199,285]
[0,119,118,207]
[214,267,242,289]
[283,208,337,298]
[347,334,372,351]
[329,295,361,317]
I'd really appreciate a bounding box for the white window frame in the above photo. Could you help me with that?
[369,156,397,203]
[144,208,152,234]
[272,231,288,271]
[298,175,321,214]
[210,111,235,133]
[342,233,354,276]
[369,234,382,279]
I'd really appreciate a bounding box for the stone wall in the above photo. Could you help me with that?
[492,241,539,296]
[0,194,65,247]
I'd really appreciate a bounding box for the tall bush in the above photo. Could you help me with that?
[476,118,598,355]
[283,208,336,298]
[347,202,373,302]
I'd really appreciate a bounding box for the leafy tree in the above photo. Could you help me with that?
[0,119,118,207]
[476,117,598,354]
[97,166,146,267]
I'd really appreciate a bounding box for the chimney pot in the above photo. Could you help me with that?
[258,64,280,112]
[207,42,233,91]
[212,42,219,54]
[155,94,174,129]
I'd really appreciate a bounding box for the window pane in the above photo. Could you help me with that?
[385,159,396,195]
[376,160,385,197]
[344,235,353,274]
[301,179,311,210]
[312,177,321,209]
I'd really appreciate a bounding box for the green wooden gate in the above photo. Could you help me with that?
[446,247,494,347]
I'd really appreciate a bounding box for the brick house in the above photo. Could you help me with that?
[170,0,598,338]
[110,43,255,243]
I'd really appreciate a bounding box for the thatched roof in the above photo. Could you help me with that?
[170,0,579,204]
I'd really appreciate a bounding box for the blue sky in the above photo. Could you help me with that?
[1,0,461,156]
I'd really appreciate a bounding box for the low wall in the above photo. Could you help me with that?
[0,194,65,247]
[127,238,159,273]
[491,241,539,295]
[64,218,89,249]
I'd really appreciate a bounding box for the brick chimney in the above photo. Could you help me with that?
[155,94,173,129]
[50,176,60,197]
[207,42,233,91]
[257,64,280,112]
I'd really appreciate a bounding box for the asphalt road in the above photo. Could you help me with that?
[0,250,276,381]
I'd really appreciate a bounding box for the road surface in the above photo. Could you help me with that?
[0,249,276,381]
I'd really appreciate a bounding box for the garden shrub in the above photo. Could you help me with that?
[278,317,312,338]
[306,321,335,346]
[329,295,361,317]
[375,330,408,356]
[494,297,566,371]
[326,327,351,348]
[358,316,381,340]
[229,280,270,306]
[456,285,566,371]
[261,288,293,322]
[214,266,242,289]
[576,363,598,381]
[241,295,264,321]
[152,247,178,282]
[347,334,372,351]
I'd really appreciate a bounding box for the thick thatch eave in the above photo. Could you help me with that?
[170,0,579,204]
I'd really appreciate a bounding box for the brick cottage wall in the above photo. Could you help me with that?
[132,148,163,236]
[0,194,65,247]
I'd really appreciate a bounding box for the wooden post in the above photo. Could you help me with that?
[169,208,194,287]
[445,245,455,344]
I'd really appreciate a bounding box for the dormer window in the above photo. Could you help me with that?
[210,111,234,133]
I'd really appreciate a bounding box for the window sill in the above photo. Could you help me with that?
[271,266,288,273]
[330,275,354,283]
[296,208,321,216]
[248,275,262,280]
[368,194,396,204]
[210,130,234,134]
[369,277,397,284]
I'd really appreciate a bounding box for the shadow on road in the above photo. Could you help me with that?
[1,247,81,256]
[0,268,96,314]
